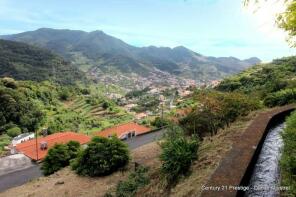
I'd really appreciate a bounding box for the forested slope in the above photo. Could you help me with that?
[0,39,86,85]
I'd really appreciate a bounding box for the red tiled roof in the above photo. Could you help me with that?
[16,132,90,161]
[94,122,151,139]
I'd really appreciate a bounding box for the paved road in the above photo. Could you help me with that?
[125,129,166,149]
[0,165,42,192]
[0,154,35,176]
[0,129,166,192]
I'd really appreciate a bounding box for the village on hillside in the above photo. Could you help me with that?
[1,78,221,162]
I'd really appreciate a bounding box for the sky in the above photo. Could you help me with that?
[0,0,295,61]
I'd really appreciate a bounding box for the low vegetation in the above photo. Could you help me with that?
[105,166,150,197]
[160,125,199,186]
[280,111,296,196]
[72,136,130,177]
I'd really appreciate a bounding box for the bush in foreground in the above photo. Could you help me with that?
[41,141,81,176]
[72,136,129,177]
[115,166,150,197]
[160,125,199,185]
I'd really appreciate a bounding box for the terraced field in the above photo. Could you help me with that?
[63,96,133,134]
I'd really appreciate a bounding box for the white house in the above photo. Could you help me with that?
[11,133,35,146]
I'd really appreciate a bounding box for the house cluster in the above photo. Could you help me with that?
[10,122,151,161]
[93,67,196,93]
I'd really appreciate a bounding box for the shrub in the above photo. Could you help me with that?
[58,88,71,101]
[160,125,199,185]
[115,166,150,197]
[41,141,81,176]
[80,88,90,95]
[217,79,242,92]
[280,111,296,196]
[2,78,18,89]
[41,144,70,176]
[66,140,81,159]
[151,117,170,128]
[72,136,129,177]
[6,126,21,137]
[102,101,111,109]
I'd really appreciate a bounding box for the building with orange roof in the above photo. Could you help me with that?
[94,122,151,140]
[15,132,90,161]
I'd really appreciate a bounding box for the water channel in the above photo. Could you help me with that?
[245,122,285,197]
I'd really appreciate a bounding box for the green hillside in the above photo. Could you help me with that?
[0,39,86,85]
[0,78,132,155]
[216,56,296,106]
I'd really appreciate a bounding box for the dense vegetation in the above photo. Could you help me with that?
[72,136,129,177]
[280,111,296,196]
[180,90,260,138]
[41,141,81,176]
[217,56,296,105]
[0,77,132,156]
[0,78,45,134]
[0,39,86,85]
[264,88,296,107]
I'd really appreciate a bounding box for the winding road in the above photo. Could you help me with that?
[0,129,165,192]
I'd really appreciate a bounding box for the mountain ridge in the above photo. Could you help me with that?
[1,28,261,84]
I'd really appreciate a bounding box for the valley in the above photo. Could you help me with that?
[0,5,295,195]
[1,28,260,90]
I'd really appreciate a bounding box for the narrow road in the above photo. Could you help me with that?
[125,128,166,149]
[0,129,165,192]
[0,165,42,192]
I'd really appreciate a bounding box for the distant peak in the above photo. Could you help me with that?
[89,30,105,34]
[244,57,261,64]
[173,46,187,50]
[34,28,86,34]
